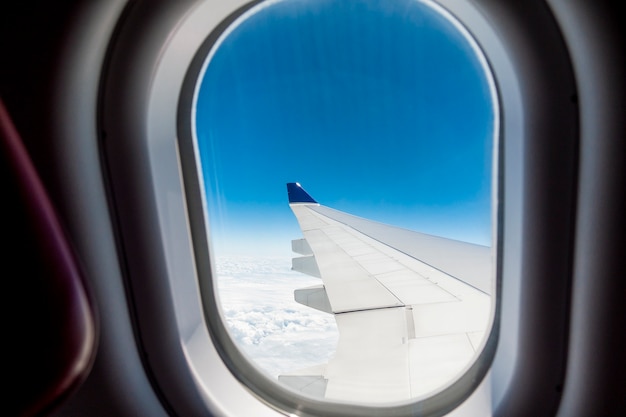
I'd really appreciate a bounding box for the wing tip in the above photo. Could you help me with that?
[287,182,318,204]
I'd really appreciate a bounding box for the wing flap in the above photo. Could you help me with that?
[326,308,412,403]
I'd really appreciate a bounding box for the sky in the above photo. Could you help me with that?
[193,0,497,385]
[194,0,497,257]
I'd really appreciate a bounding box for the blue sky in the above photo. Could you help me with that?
[195,0,496,256]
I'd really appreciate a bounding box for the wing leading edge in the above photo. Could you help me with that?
[280,183,492,403]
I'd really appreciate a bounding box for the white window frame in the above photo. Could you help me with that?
[97,1,578,416]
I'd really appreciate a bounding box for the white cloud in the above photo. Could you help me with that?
[216,256,338,379]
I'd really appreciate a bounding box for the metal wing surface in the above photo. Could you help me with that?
[280,183,493,404]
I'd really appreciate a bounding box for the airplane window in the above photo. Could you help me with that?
[191,0,498,408]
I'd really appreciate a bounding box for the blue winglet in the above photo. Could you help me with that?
[287,183,317,204]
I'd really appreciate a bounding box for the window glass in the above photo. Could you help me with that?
[193,0,497,403]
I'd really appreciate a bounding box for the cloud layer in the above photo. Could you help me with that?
[216,256,338,379]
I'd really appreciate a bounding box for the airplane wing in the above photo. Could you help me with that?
[279,183,492,404]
